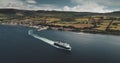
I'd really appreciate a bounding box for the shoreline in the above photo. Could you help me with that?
[47,26,120,36]
[1,24,120,36]
[50,28,120,36]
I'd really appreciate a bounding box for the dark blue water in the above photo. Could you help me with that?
[0,25,120,63]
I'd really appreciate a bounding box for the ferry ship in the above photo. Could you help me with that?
[53,41,71,51]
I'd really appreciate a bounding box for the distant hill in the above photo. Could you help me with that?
[112,11,120,13]
[0,8,120,18]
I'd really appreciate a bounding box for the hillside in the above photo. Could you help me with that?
[0,8,120,18]
[0,8,120,35]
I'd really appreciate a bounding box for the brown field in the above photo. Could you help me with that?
[72,24,93,28]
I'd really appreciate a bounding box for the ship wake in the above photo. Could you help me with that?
[28,30,66,49]
[28,30,71,51]
[28,30,54,45]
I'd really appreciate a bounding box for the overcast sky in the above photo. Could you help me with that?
[0,0,120,13]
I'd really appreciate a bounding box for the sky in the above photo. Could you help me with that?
[0,0,120,13]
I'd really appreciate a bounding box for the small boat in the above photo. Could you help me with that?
[37,26,48,31]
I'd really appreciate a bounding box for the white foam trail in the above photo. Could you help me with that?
[28,30,54,45]
[28,30,72,50]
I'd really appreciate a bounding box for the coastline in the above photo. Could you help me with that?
[48,26,120,36]
[1,23,120,36]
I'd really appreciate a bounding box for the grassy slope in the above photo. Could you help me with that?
[0,8,120,31]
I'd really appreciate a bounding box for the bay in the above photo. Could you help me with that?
[0,25,120,63]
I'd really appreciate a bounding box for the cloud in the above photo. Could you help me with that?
[28,4,62,11]
[62,3,112,13]
[71,0,120,6]
[69,0,120,13]
[0,0,119,13]
[0,0,34,9]
[0,0,26,9]
[0,0,60,10]
[25,0,36,4]
[63,6,70,11]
